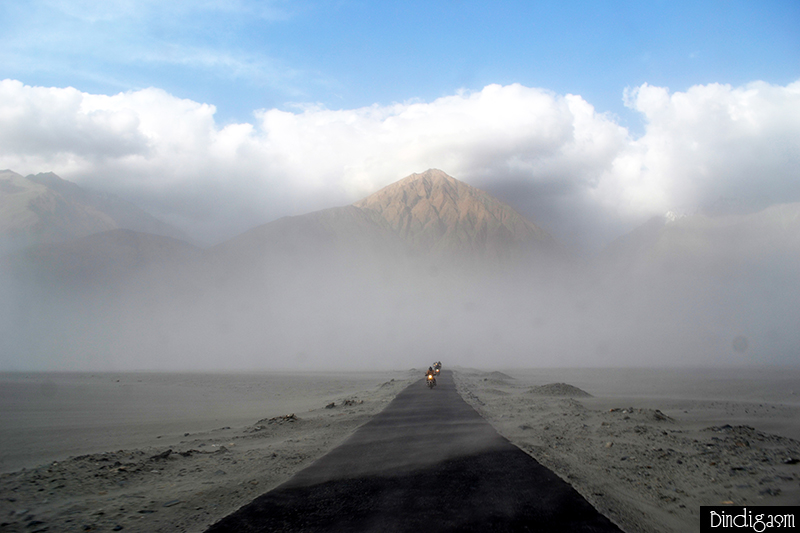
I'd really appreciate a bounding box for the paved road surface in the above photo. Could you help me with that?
[206,370,623,532]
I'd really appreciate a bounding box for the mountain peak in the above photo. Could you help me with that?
[395,167,458,186]
[353,169,555,258]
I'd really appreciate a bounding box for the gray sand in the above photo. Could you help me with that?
[0,371,408,474]
[1,367,799,532]
[455,367,800,533]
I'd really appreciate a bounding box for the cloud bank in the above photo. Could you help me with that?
[1,78,798,249]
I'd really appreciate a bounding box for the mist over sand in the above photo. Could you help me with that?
[2,171,798,373]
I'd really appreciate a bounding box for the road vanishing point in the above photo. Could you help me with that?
[206,370,623,532]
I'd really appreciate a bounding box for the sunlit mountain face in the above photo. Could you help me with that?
[353,169,558,259]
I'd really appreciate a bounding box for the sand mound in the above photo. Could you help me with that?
[486,371,513,380]
[483,388,511,396]
[527,383,592,397]
[607,407,673,422]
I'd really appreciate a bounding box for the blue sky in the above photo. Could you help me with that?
[1,0,799,249]
[4,0,797,128]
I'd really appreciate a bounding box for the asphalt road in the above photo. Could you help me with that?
[206,370,623,532]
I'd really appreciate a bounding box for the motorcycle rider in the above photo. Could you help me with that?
[426,366,437,387]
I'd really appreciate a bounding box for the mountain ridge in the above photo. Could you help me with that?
[0,170,188,252]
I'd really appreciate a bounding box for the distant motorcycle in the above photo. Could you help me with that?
[427,374,437,389]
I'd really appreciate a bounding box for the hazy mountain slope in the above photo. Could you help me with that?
[595,215,667,272]
[0,170,188,252]
[28,173,189,242]
[209,205,407,271]
[1,229,206,370]
[598,203,800,275]
[0,171,48,233]
[7,228,203,287]
[591,203,800,365]
[1,170,116,250]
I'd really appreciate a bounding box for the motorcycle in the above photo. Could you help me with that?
[427,374,437,389]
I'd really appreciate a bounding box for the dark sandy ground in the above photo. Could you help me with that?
[2,367,799,532]
[454,368,800,533]
[0,372,417,532]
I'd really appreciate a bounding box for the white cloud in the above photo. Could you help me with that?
[1,78,798,248]
[618,81,800,214]
[0,80,148,159]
